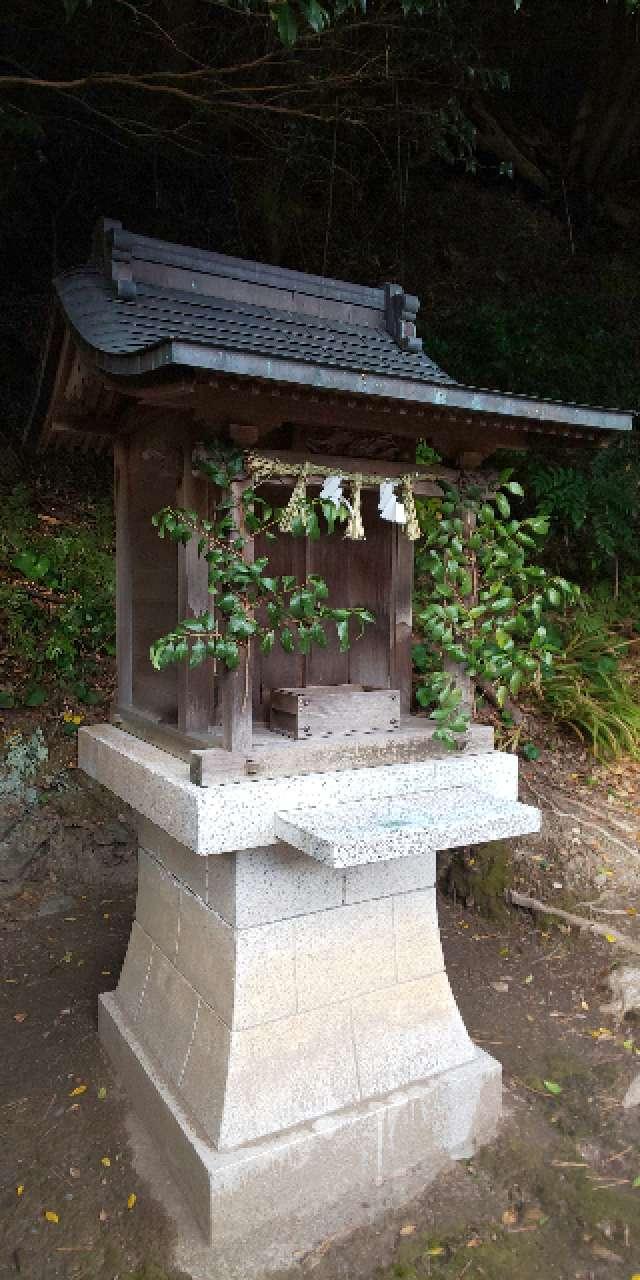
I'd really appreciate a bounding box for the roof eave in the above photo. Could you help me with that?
[93,339,634,434]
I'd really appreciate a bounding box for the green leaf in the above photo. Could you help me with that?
[504,481,524,497]
[543,1079,562,1096]
[271,3,298,45]
[228,614,257,639]
[495,492,511,519]
[190,640,207,667]
[217,639,240,670]
[218,593,240,615]
[260,630,275,655]
[336,618,350,652]
[280,628,295,653]
[299,0,330,31]
[521,742,540,761]
[24,686,47,707]
[0,691,15,708]
[12,552,51,581]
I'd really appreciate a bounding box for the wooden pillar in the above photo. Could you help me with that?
[177,443,214,735]
[221,478,253,753]
[390,526,414,713]
[114,439,133,708]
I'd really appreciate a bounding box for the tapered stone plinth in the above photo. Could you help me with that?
[81,725,538,1265]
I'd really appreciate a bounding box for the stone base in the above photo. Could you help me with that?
[100,991,501,1271]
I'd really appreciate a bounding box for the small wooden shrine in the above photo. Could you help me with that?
[28,221,634,1267]
[30,219,632,770]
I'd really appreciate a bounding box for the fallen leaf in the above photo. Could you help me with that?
[399,1223,416,1236]
[99,1208,108,1223]
[424,1246,445,1257]
[101,1157,111,1168]
[522,1206,546,1225]
[581,999,589,1011]
[501,1206,519,1227]
[605,934,618,944]
[466,1237,482,1248]
[69,1168,80,1179]
[13,1012,27,1023]
[69,1085,87,1097]
[16,1184,24,1196]
[97,1087,107,1100]
[127,1193,136,1210]
[590,1242,622,1262]
[524,974,533,985]
[544,1080,562,1096]
[44,1210,59,1224]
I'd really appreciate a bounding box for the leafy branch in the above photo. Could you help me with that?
[149,441,373,673]
[413,475,579,747]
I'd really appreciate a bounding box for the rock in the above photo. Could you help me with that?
[0,774,137,899]
[0,811,49,897]
[623,1074,640,1109]
[37,893,76,917]
[602,965,640,1022]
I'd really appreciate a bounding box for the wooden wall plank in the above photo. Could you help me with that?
[252,485,305,718]
[128,427,182,721]
[177,443,214,734]
[346,491,393,691]
[114,439,133,707]
[221,479,253,752]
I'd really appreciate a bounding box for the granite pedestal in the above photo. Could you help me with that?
[81,724,539,1265]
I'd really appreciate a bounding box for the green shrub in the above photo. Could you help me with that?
[0,484,115,704]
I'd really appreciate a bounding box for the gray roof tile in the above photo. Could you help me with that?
[56,268,454,385]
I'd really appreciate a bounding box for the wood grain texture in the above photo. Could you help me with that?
[114,439,133,707]
[177,442,214,734]
[270,686,400,739]
[221,478,253,752]
[190,720,494,786]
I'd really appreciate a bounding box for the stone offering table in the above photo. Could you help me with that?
[83,723,539,1267]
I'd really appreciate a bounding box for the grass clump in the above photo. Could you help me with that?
[538,610,640,759]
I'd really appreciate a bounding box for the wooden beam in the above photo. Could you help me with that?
[390,525,414,713]
[250,448,455,494]
[190,721,494,786]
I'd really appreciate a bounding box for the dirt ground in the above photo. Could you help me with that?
[3,874,640,1280]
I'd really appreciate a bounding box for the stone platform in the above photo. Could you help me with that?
[80,725,539,1266]
[101,993,500,1266]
